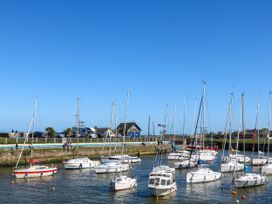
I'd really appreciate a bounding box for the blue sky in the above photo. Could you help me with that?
[0,0,272,134]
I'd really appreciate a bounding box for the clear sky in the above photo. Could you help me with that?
[0,0,272,134]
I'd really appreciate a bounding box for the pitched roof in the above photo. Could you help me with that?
[117,122,142,131]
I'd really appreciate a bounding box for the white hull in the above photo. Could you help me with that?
[94,162,130,174]
[167,151,190,160]
[235,173,266,188]
[101,155,141,163]
[13,165,57,179]
[229,154,251,163]
[63,158,100,169]
[252,158,268,166]
[148,165,177,197]
[174,160,197,169]
[149,184,177,197]
[262,164,272,175]
[111,176,137,191]
[221,161,244,173]
[186,168,222,183]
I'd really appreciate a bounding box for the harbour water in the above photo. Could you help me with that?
[0,153,272,203]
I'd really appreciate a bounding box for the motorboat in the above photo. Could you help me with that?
[186,167,222,183]
[63,157,100,169]
[94,161,130,174]
[221,159,244,173]
[148,165,177,197]
[235,173,266,188]
[111,175,137,191]
[13,164,57,179]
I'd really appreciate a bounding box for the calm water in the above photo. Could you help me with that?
[0,153,272,204]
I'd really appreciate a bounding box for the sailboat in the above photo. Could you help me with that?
[63,98,100,170]
[13,98,57,179]
[234,94,266,188]
[111,90,137,191]
[221,94,244,173]
[261,92,272,174]
[186,82,222,183]
[148,109,177,196]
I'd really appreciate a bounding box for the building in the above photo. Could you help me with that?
[95,127,116,138]
[116,122,141,137]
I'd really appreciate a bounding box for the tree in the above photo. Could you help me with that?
[45,127,57,138]
[64,128,73,138]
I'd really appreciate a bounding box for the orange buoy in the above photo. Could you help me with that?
[232,190,237,195]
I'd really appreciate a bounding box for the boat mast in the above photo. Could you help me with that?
[242,94,246,171]
[228,94,233,152]
[30,96,38,158]
[109,102,115,157]
[222,94,233,160]
[173,103,177,145]
[122,89,130,156]
[76,97,80,152]
[267,91,272,159]
[256,101,260,158]
[183,96,187,137]
[15,98,37,169]
[201,82,206,148]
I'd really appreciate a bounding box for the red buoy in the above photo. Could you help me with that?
[241,195,246,200]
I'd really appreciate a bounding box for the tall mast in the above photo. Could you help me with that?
[109,102,115,156]
[122,89,130,154]
[222,94,232,160]
[164,104,168,135]
[268,91,272,159]
[15,97,37,169]
[255,100,260,158]
[30,96,38,158]
[173,103,177,143]
[182,96,187,136]
[201,82,206,148]
[76,97,80,152]
[228,94,233,152]
[148,115,151,138]
[242,94,246,169]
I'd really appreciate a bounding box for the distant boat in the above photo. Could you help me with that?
[63,98,100,170]
[13,98,57,179]
[234,94,266,188]
[186,167,221,183]
[94,161,130,174]
[110,90,137,191]
[63,157,100,170]
[221,95,244,173]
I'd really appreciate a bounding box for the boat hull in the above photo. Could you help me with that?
[13,168,57,179]
[111,177,137,191]
[95,163,130,174]
[235,174,266,188]
[148,184,177,197]
[221,162,244,173]
[186,169,222,183]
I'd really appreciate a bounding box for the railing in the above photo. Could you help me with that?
[0,135,163,145]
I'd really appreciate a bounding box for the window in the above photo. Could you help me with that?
[161,179,166,185]
[155,178,160,186]
[149,179,155,185]
[167,180,170,185]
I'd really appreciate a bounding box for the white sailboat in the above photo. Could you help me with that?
[111,90,137,191]
[186,82,222,183]
[234,94,266,188]
[13,97,57,179]
[64,98,100,170]
[221,95,244,173]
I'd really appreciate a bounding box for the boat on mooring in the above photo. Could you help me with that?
[63,157,100,169]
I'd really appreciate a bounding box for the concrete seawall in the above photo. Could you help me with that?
[0,143,171,167]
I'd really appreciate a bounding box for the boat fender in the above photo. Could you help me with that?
[241,195,246,200]
[79,164,82,169]
[41,172,43,176]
